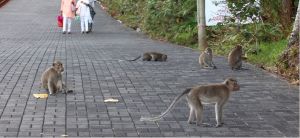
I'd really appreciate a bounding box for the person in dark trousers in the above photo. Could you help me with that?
[87,0,96,33]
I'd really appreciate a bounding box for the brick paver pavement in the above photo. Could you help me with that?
[0,0,299,137]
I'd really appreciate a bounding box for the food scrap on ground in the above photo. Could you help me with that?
[104,98,119,103]
[33,93,48,99]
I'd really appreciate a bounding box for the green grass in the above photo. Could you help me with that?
[246,39,287,67]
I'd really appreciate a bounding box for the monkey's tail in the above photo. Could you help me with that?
[140,88,192,122]
[118,55,141,62]
[128,55,141,61]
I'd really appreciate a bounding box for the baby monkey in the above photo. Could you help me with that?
[128,52,167,61]
[41,60,72,95]
[199,47,217,69]
[140,78,240,127]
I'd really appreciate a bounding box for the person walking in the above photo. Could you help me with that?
[76,0,93,34]
[87,0,96,33]
[60,0,76,34]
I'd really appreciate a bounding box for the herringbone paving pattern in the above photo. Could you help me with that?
[0,0,298,137]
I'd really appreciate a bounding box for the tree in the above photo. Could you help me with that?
[287,0,299,48]
[280,0,294,34]
[277,1,299,84]
[197,0,208,51]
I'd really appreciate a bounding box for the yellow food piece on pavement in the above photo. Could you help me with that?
[33,93,48,99]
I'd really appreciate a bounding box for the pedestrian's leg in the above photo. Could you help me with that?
[90,23,92,31]
[80,16,85,33]
[62,16,67,34]
[84,17,89,33]
[67,18,72,34]
[88,21,92,32]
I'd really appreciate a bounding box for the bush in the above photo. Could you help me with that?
[100,0,198,46]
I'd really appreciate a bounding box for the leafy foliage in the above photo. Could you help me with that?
[100,0,198,46]
[226,0,260,23]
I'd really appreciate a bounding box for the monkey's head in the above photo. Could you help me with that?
[52,60,64,73]
[235,45,242,50]
[162,54,167,61]
[224,78,240,91]
[204,47,213,55]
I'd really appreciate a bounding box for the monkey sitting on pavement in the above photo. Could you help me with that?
[41,60,72,95]
[126,52,167,61]
[199,47,217,69]
[228,45,243,70]
[140,78,240,127]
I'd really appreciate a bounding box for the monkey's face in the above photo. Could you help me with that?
[225,78,240,91]
[236,45,242,51]
[53,61,64,73]
[205,48,212,55]
[162,55,167,61]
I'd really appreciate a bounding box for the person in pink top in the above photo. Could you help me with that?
[60,0,76,34]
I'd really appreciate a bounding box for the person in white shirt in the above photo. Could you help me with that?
[76,0,92,33]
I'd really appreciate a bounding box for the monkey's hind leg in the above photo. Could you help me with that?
[210,62,217,69]
[48,81,57,95]
[232,60,242,70]
[187,102,196,124]
[190,99,204,126]
[191,99,213,127]
[202,61,217,70]
[57,80,64,93]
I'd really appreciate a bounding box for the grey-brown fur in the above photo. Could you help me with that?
[199,47,217,69]
[228,45,243,70]
[41,61,71,95]
[140,78,240,127]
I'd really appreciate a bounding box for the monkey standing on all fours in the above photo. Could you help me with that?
[199,47,217,69]
[126,52,167,61]
[140,78,240,127]
[228,45,243,70]
[41,60,72,95]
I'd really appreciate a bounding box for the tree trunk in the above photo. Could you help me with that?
[277,1,299,84]
[287,0,299,48]
[280,0,293,31]
[197,0,208,51]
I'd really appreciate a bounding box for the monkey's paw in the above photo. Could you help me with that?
[215,123,224,128]
[188,121,196,124]
[196,122,212,127]
[49,93,55,96]
[201,123,213,127]
[67,90,74,93]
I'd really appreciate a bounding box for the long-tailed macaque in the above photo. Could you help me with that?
[228,45,243,70]
[199,47,217,69]
[128,52,167,61]
[140,78,240,127]
[41,60,72,95]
